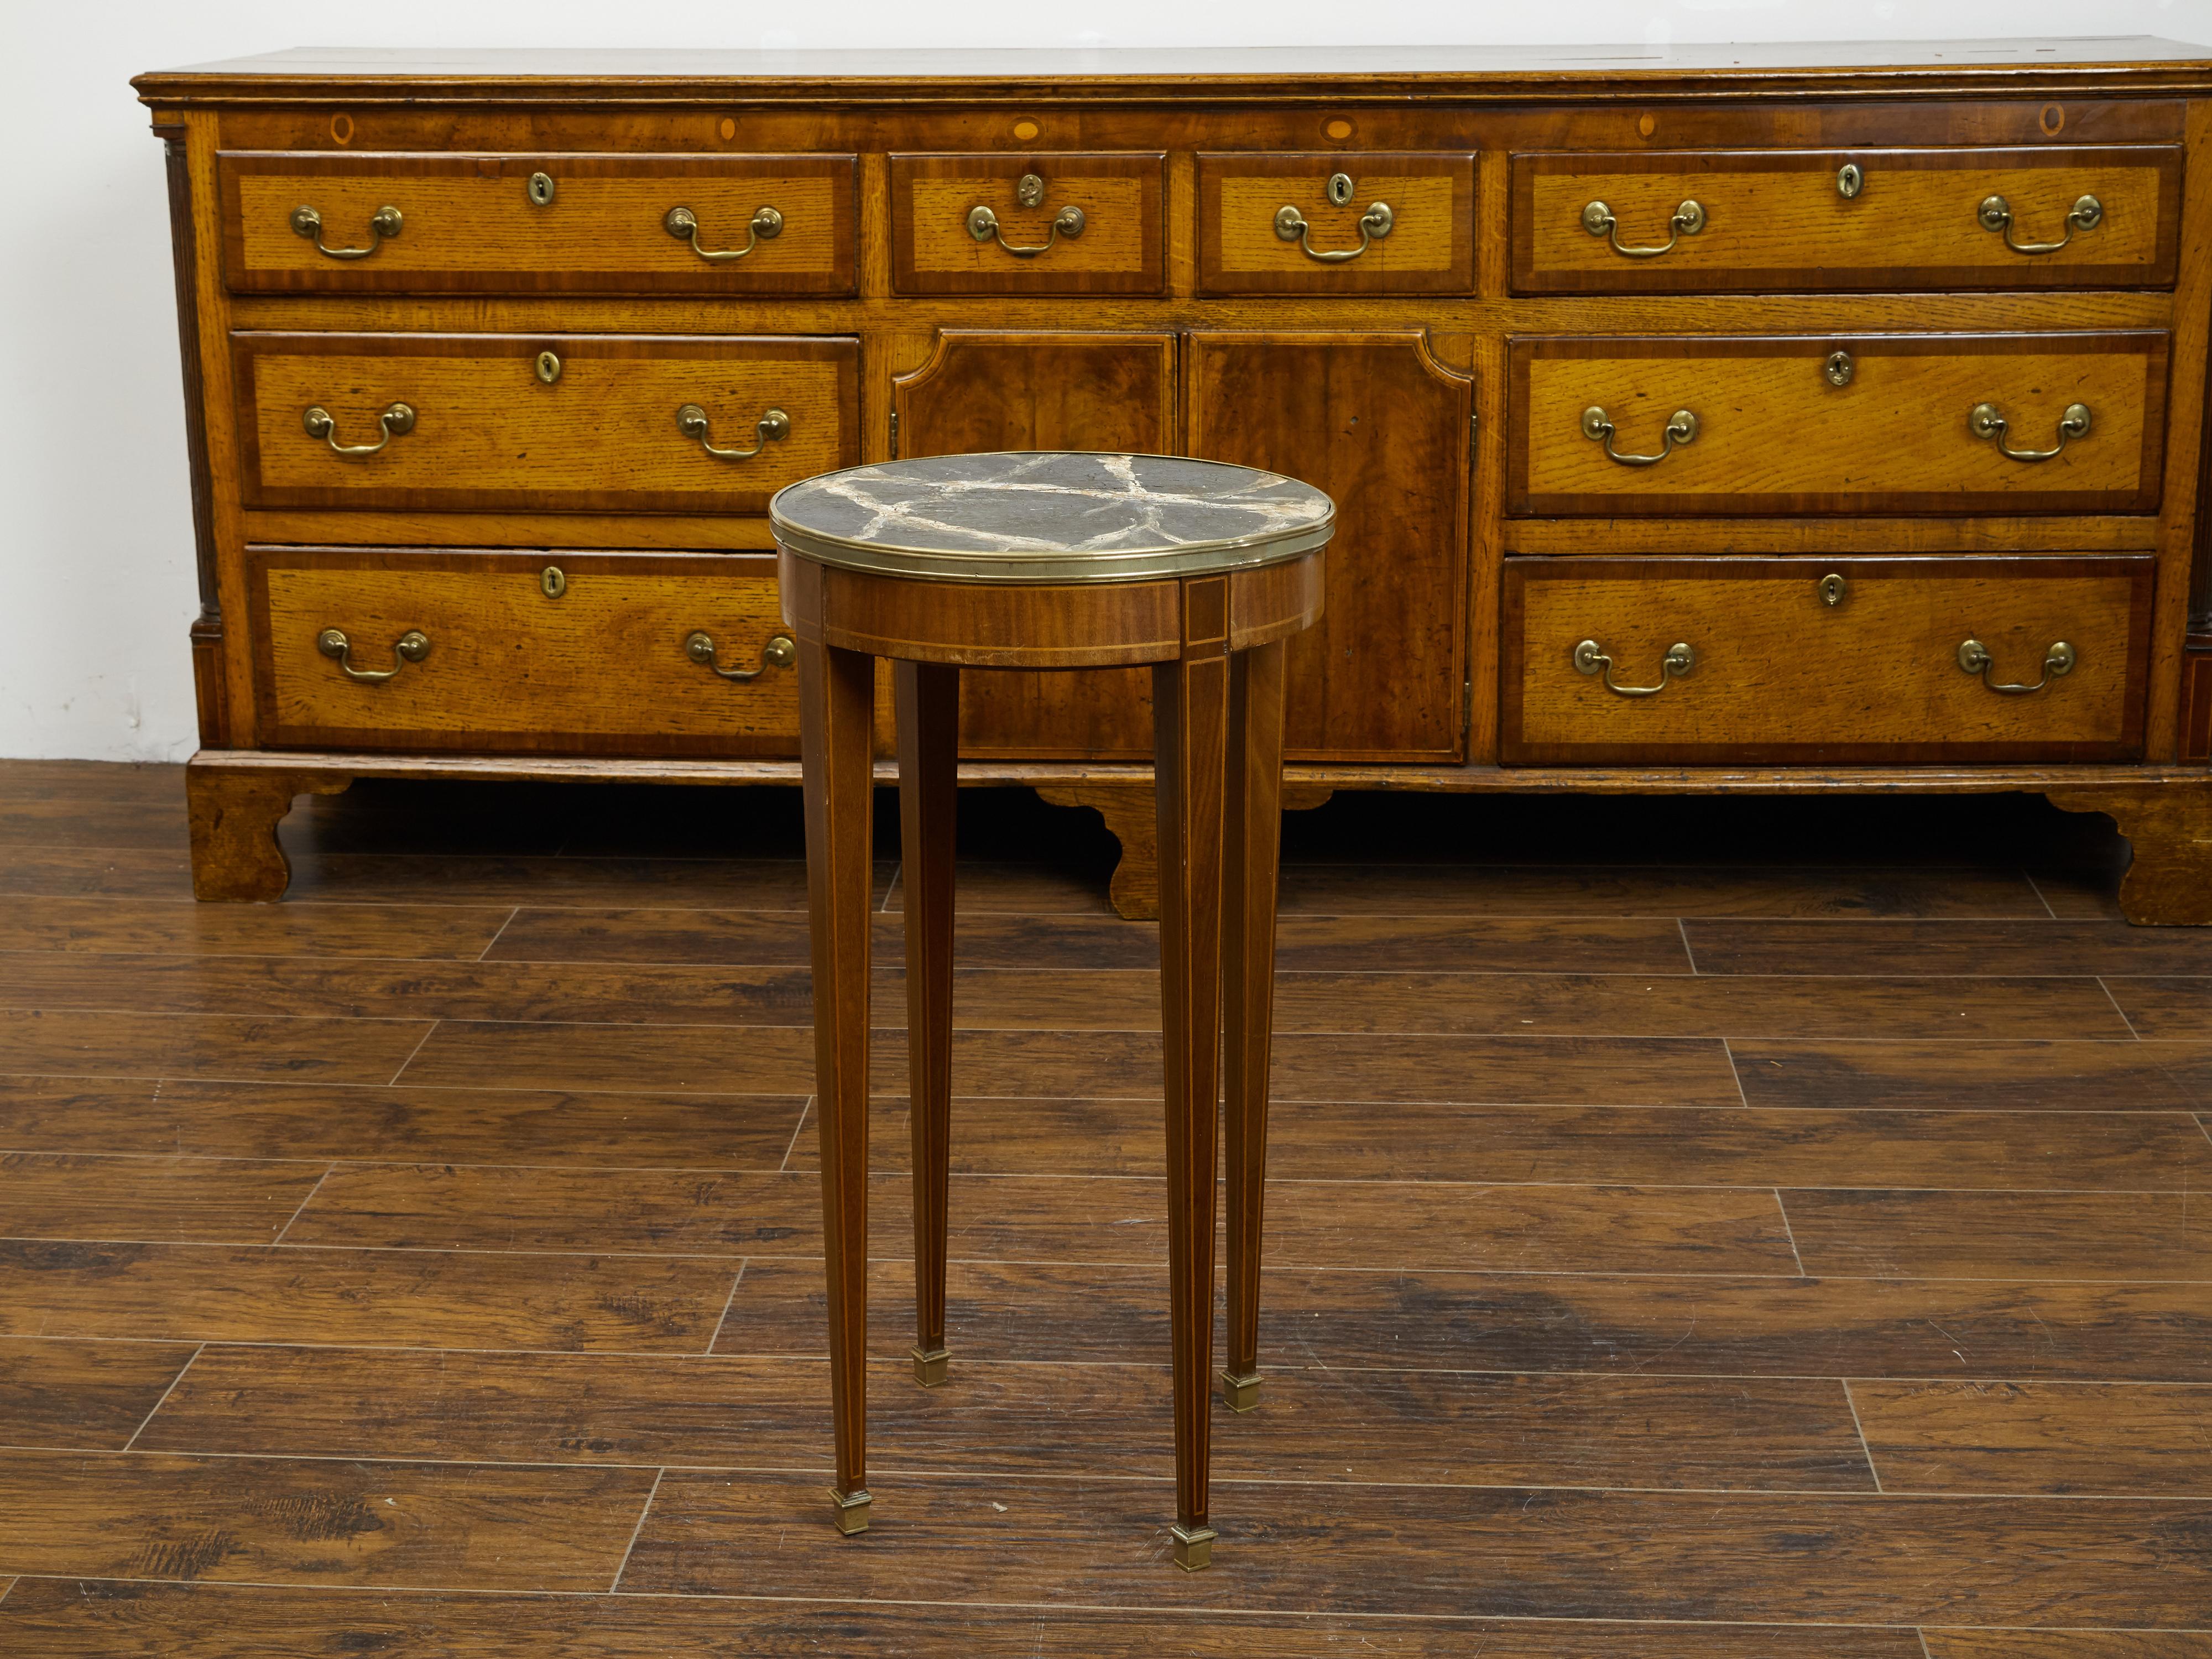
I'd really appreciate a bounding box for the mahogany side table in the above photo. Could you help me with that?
[770,452,1333,1571]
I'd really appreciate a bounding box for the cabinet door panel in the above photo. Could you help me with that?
[891,331,1176,758]
[1186,331,1472,761]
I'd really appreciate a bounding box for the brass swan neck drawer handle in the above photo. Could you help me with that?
[686,630,796,681]
[290,203,401,260]
[1574,638,1695,698]
[965,173,1085,257]
[1581,197,1704,258]
[664,204,782,261]
[1582,405,1698,467]
[1978,192,2102,255]
[1958,637,2075,694]
[1970,401,2091,463]
[317,627,430,682]
[1273,172,1395,262]
[677,404,790,461]
[304,403,415,457]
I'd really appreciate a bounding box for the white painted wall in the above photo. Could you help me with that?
[3,1,2208,759]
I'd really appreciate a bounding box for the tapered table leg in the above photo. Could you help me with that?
[895,660,959,1389]
[798,635,879,1536]
[1220,639,1286,1413]
[1154,575,1232,1572]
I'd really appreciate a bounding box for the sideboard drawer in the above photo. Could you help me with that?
[1196,152,1476,294]
[233,332,859,513]
[1509,332,2167,516]
[246,549,801,755]
[219,152,858,295]
[1501,554,2154,764]
[889,152,1166,294]
[1511,145,2181,293]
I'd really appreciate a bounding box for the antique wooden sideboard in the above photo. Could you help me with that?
[135,39,2212,922]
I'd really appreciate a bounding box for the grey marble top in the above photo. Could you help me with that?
[769,452,1335,585]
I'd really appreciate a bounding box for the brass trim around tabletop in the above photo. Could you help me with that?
[303,402,415,458]
[676,404,789,461]
[1274,171,1394,262]
[664,204,782,262]
[1978,192,2103,255]
[1958,637,2077,694]
[1581,405,1697,467]
[1581,197,1704,258]
[1575,637,1695,697]
[317,627,429,683]
[1969,400,2091,463]
[966,172,1086,258]
[686,629,796,681]
[289,202,401,260]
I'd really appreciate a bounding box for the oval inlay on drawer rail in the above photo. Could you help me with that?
[1510,145,2182,292]
[218,152,860,295]
[1507,332,2169,517]
[230,332,861,515]
[245,547,804,757]
[1499,554,2156,765]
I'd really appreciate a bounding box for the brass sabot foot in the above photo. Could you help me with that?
[1171,1524,1216,1571]
[830,1488,872,1535]
[912,1345,950,1387]
[1220,1370,1261,1412]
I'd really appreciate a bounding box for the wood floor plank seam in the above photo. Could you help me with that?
[115,1343,203,1453]
[1775,1191,1811,1276]
[473,906,521,964]
[384,1021,442,1087]
[702,1261,749,1357]
[267,1166,334,1245]
[2095,978,2146,1039]
[777,1100,813,1173]
[2020,870,2061,922]
[1838,1379,1885,1494]
[608,1468,665,1594]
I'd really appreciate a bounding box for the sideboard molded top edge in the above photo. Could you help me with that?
[133,38,2212,104]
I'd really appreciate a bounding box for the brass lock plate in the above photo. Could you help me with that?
[540,566,566,598]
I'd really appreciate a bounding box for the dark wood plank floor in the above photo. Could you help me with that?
[1,759,2208,1656]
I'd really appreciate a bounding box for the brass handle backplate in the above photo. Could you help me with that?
[1958,637,2076,694]
[1978,192,2103,255]
[1582,197,1704,258]
[304,402,415,457]
[1970,401,2091,463]
[1574,638,1696,698]
[677,404,790,461]
[317,627,430,682]
[290,203,401,260]
[1582,405,1698,467]
[686,630,796,681]
[664,204,783,262]
[966,173,1086,257]
[1274,173,1395,262]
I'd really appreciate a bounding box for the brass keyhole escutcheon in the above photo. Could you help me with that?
[1818,572,1848,608]
[1824,350,1855,387]
[1015,172,1046,208]
[541,566,566,599]
[1836,163,1864,199]
[535,351,562,384]
[528,171,556,206]
[1326,171,1355,207]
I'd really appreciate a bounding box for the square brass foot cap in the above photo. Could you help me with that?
[830,1488,872,1535]
[1220,1370,1261,1412]
[1171,1524,1217,1572]
[912,1345,950,1387]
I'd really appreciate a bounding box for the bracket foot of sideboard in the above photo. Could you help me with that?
[185,756,354,902]
[2048,780,2212,926]
[1037,782,1334,921]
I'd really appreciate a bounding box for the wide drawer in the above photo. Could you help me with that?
[246,549,801,755]
[219,152,858,294]
[1500,554,2154,764]
[889,152,1166,294]
[1512,145,2181,292]
[1509,332,2167,516]
[233,332,859,513]
[1196,152,1476,294]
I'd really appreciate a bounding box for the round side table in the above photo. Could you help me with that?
[770,451,1333,1571]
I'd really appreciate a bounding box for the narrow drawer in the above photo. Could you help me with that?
[889,153,1165,294]
[219,152,858,295]
[1511,145,2181,293]
[1508,332,2167,516]
[1196,152,1476,294]
[246,549,801,755]
[1500,554,2153,764]
[233,332,859,513]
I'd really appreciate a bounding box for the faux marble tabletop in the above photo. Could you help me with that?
[769,452,1335,584]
